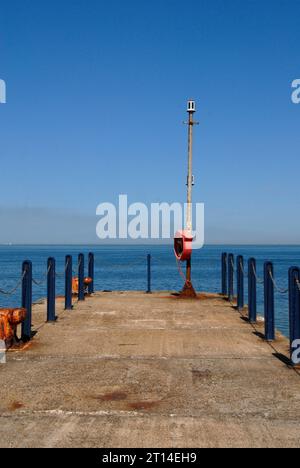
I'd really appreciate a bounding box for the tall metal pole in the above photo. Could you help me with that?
[186,105,194,287]
[180,101,198,298]
[186,107,194,233]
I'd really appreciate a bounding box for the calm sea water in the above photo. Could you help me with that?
[0,244,299,339]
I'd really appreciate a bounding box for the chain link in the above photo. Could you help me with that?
[32,264,52,287]
[251,264,264,284]
[0,270,26,296]
[251,263,289,293]
[268,270,289,295]
[32,278,46,286]
[239,260,248,278]
[55,258,70,278]
[72,257,82,275]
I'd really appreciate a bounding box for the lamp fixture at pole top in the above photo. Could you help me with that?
[187,100,196,113]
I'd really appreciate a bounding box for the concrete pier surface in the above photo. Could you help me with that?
[0,291,300,448]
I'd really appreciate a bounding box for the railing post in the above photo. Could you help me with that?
[21,260,32,342]
[221,253,228,296]
[47,257,56,322]
[289,267,300,365]
[248,258,257,323]
[228,254,234,302]
[78,253,85,301]
[88,252,94,294]
[264,261,275,342]
[65,255,72,310]
[237,255,244,310]
[147,254,152,294]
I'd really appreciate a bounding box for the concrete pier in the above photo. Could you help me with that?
[0,292,300,448]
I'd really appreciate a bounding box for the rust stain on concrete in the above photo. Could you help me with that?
[10,401,24,411]
[127,401,159,411]
[98,392,128,402]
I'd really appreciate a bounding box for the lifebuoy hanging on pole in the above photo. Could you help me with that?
[174,230,193,262]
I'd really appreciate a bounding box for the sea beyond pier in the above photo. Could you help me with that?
[1,291,300,448]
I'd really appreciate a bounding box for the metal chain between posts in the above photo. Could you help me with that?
[0,270,27,296]
[32,264,52,287]
[251,263,264,284]
[268,270,289,295]
[239,259,248,278]
[55,258,70,278]
[231,258,235,272]
[72,256,82,275]
[296,279,300,292]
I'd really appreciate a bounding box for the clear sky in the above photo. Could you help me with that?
[0,0,300,244]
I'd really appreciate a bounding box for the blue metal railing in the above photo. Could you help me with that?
[0,252,96,342]
[221,252,300,365]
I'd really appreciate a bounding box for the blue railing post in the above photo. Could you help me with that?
[221,253,228,296]
[65,255,72,310]
[21,260,32,342]
[248,258,257,323]
[228,254,234,302]
[88,252,94,294]
[264,261,275,341]
[147,254,152,294]
[47,257,56,322]
[237,255,244,310]
[78,253,85,301]
[289,267,300,365]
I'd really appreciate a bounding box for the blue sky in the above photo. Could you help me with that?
[0,0,300,244]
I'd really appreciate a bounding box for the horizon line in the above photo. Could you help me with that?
[1,243,300,247]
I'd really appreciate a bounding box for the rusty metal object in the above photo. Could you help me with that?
[72,277,93,295]
[0,308,27,347]
[178,259,197,299]
[179,281,197,299]
[84,277,93,287]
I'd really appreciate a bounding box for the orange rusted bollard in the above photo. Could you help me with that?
[72,277,79,295]
[72,277,93,296]
[84,277,93,292]
[0,308,27,348]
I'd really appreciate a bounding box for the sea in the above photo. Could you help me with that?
[0,244,299,339]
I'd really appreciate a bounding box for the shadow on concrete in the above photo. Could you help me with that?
[272,353,293,368]
[253,331,265,340]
